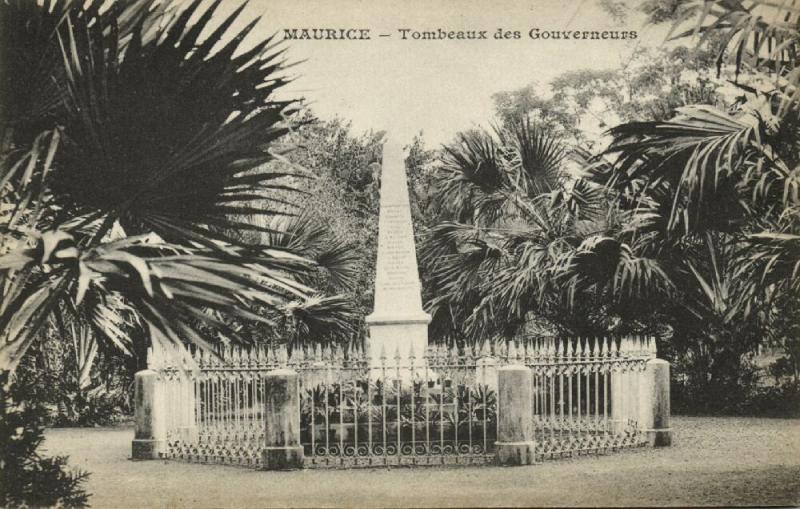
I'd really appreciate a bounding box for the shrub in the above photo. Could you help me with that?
[0,373,90,508]
[15,337,133,427]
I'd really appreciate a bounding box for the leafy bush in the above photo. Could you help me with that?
[0,373,90,508]
[15,335,133,428]
[671,351,800,417]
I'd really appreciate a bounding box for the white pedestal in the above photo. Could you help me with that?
[366,314,430,370]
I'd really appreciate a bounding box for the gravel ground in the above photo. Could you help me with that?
[42,416,799,508]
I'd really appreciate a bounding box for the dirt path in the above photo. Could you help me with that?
[43,416,799,508]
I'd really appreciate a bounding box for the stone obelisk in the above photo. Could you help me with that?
[366,141,431,367]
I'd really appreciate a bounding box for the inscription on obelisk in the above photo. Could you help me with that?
[366,142,430,367]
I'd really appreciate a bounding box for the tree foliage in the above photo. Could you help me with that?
[0,0,357,373]
[1,372,90,508]
[423,0,799,413]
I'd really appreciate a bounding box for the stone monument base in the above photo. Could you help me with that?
[131,438,166,460]
[495,441,536,465]
[366,314,430,369]
[261,446,304,470]
[645,428,672,447]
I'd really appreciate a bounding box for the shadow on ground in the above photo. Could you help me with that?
[43,416,800,508]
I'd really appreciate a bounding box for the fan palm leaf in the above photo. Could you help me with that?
[52,0,305,247]
[263,212,359,291]
[0,0,358,373]
[501,118,566,196]
[436,129,507,223]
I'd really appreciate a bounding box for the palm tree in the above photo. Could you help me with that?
[0,0,356,373]
[420,120,670,345]
[594,0,800,316]
[574,0,800,409]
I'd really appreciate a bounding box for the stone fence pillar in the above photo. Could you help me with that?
[131,369,166,460]
[495,365,536,465]
[638,359,672,446]
[261,368,304,470]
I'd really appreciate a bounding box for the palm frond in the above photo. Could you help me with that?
[0,0,154,140]
[602,105,758,233]
[263,212,359,291]
[52,0,304,247]
[559,235,674,307]
[0,229,316,368]
[279,295,359,346]
[667,0,800,79]
[436,129,508,223]
[734,206,800,303]
[504,119,566,196]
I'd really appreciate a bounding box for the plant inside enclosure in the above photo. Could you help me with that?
[300,379,497,446]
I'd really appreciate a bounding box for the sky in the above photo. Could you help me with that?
[207,0,669,147]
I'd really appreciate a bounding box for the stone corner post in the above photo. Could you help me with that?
[495,364,536,465]
[261,368,304,470]
[131,369,167,460]
[639,358,672,447]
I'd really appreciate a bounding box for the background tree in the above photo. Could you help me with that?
[422,0,799,414]
[419,120,670,346]
[584,0,800,413]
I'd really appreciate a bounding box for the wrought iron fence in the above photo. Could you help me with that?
[298,344,497,468]
[150,335,656,468]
